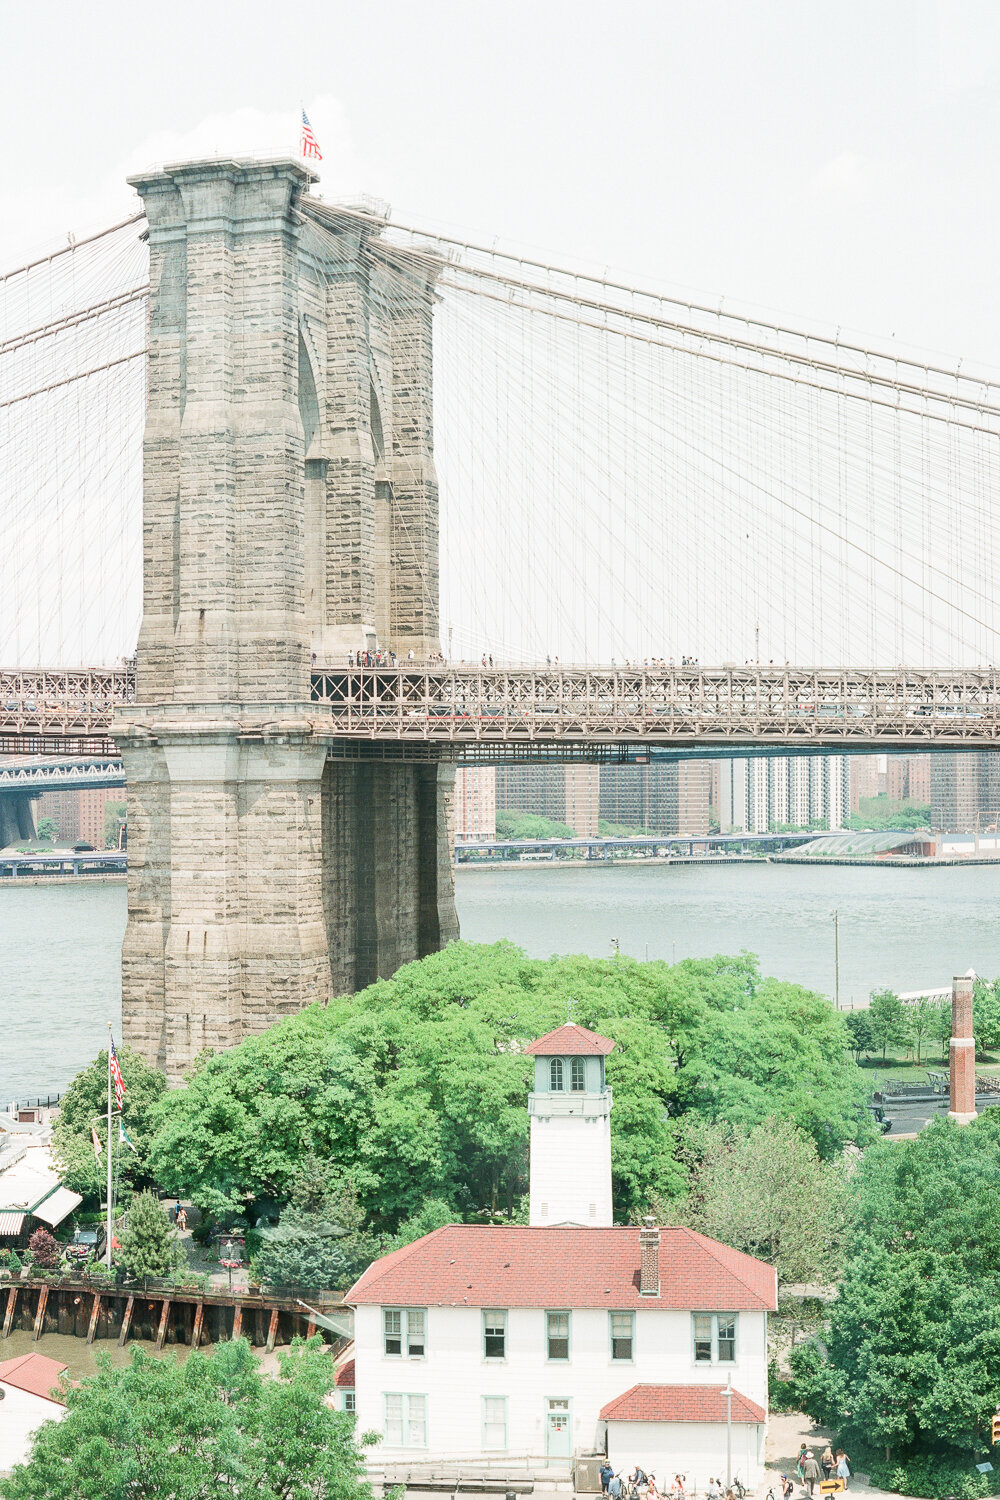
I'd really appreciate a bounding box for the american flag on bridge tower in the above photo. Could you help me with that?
[300,110,322,161]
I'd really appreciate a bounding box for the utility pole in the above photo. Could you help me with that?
[834,909,840,1011]
[724,1374,734,1487]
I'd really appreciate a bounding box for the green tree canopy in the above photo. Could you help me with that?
[495,810,577,839]
[118,1190,184,1282]
[795,1112,1000,1472]
[668,1116,851,1284]
[868,987,909,1060]
[844,1009,874,1062]
[0,1337,370,1500]
[145,943,873,1228]
[53,1045,167,1202]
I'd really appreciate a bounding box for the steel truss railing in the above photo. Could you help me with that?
[4,664,1000,753]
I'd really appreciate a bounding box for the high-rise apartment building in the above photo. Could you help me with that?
[453,767,497,842]
[718,755,849,833]
[885,754,932,804]
[495,765,600,835]
[35,786,124,847]
[849,756,885,811]
[930,752,1000,832]
[598,762,711,835]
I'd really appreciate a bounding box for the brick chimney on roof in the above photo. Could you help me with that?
[948,974,977,1124]
[639,1215,660,1296]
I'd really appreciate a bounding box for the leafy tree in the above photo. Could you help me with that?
[0,1337,371,1500]
[844,1009,874,1062]
[973,979,1000,1058]
[668,1117,851,1284]
[146,943,874,1231]
[906,996,938,1063]
[597,819,657,837]
[118,1190,184,1281]
[495,810,577,839]
[103,800,127,848]
[843,796,931,831]
[34,816,58,842]
[252,1159,380,1291]
[27,1227,59,1269]
[53,1045,167,1200]
[868,987,909,1061]
[796,1112,1000,1476]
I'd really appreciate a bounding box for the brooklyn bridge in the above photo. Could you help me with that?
[3,156,999,1077]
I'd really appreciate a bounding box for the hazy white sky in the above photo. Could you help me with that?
[3,0,1000,365]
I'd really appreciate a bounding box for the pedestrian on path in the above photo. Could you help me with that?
[835,1452,851,1490]
[802,1453,822,1497]
[820,1446,835,1481]
[609,1475,623,1500]
[600,1464,613,1495]
[176,1205,188,1232]
[796,1446,808,1482]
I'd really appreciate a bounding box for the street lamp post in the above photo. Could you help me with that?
[724,1375,734,1488]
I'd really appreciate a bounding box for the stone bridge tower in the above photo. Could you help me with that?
[114,158,458,1082]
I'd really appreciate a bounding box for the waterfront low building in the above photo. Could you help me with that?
[346,1022,776,1484]
[0,1352,67,1474]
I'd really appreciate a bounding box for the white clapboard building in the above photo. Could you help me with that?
[346,1023,776,1486]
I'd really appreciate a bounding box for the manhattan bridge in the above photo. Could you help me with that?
[2,156,999,1076]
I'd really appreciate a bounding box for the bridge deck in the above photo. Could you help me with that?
[2,664,1000,755]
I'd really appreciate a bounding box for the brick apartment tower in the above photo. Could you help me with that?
[114,159,458,1082]
[948,974,977,1124]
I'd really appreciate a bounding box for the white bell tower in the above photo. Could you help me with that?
[526,1022,614,1227]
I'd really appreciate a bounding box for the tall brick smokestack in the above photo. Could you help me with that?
[948,975,977,1124]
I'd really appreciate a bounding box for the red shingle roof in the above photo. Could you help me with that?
[525,1023,615,1056]
[346,1224,777,1311]
[335,1358,355,1388]
[0,1352,67,1404]
[600,1384,766,1425]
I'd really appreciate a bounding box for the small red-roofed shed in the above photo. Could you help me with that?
[601,1384,767,1488]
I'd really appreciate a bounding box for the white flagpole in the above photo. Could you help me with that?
[106,1025,114,1270]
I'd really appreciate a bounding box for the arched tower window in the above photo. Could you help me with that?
[550,1058,564,1091]
[570,1058,586,1091]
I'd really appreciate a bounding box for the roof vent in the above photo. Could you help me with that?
[639,1215,660,1297]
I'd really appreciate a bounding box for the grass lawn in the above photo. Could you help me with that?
[855,1052,1000,1085]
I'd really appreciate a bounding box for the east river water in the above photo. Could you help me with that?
[6,863,1000,1100]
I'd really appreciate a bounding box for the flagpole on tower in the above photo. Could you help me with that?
[106,1024,113,1269]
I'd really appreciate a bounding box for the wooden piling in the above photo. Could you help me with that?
[86,1294,102,1345]
[32,1286,49,1341]
[191,1301,204,1350]
[231,1304,242,1341]
[155,1298,172,1352]
[265,1307,279,1353]
[2,1287,18,1339]
[118,1294,135,1347]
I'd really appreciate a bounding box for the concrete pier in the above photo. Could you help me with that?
[114,159,457,1081]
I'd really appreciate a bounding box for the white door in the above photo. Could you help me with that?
[546,1399,571,1457]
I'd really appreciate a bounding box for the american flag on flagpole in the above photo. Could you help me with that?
[109,1037,125,1110]
[300,110,322,162]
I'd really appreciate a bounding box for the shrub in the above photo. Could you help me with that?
[866,1454,995,1499]
[27,1227,60,1269]
[766,1358,800,1414]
